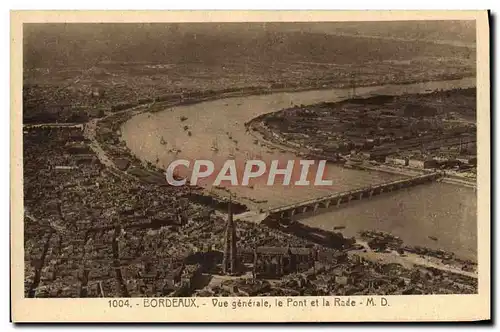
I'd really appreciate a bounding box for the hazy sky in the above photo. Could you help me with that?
[23,21,476,68]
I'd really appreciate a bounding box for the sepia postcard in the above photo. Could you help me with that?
[11,10,490,323]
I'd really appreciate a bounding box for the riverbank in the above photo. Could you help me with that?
[351,239,477,278]
[354,164,476,188]
[248,109,477,189]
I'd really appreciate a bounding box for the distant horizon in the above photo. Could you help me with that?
[22,21,476,69]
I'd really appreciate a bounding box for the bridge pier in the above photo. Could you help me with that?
[358,192,363,200]
[323,200,331,209]
[369,190,374,198]
[313,203,319,213]
[336,198,341,207]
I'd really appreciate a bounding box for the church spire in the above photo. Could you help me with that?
[222,194,238,275]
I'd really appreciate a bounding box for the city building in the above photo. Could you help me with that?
[408,158,439,169]
[385,156,409,166]
[252,246,316,278]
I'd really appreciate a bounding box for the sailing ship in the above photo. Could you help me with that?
[169,147,181,154]
[211,138,219,153]
[228,146,235,159]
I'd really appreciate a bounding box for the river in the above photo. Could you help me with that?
[121,76,477,260]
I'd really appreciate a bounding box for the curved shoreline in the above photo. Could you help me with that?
[120,76,475,198]
[86,75,476,199]
[74,76,478,266]
[78,76,476,211]
[117,77,476,261]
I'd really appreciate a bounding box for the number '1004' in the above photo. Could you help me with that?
[108,299,130,307]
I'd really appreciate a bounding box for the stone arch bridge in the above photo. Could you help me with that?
[266,172,444,220]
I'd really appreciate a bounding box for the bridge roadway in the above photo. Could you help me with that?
[266,172,444,219]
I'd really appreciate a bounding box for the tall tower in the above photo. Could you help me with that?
[222,195,238,275]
